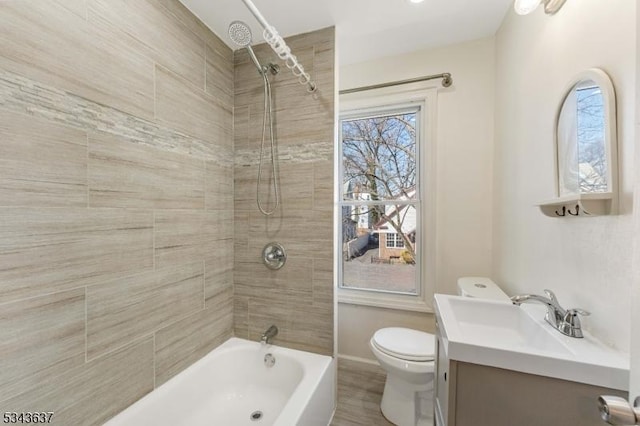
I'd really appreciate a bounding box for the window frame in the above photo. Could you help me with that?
[337,86,437,313]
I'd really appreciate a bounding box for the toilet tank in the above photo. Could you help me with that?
[457,277,510,302]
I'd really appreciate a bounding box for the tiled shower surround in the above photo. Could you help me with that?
[233,27,335,356]
[0,0,334,424]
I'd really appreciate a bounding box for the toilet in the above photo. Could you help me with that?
[369,277,509,426]
[456,276,511,302]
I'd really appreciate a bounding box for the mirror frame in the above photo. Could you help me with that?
[554,68,618,199]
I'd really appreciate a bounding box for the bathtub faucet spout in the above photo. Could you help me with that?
[261,325,278,345]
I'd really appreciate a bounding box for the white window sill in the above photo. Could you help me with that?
[337,287,434,313]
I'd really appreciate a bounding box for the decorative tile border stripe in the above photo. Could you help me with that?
[234,141,333,166]
[0,69,232,166]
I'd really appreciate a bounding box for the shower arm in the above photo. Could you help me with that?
[239,0,317,93]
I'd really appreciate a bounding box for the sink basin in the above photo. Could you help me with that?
[434,294,628,390]
[443,296,571,356]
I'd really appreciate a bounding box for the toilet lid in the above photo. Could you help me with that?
[373,327,435,362]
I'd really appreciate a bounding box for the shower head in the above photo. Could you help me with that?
[228,20,263,74]
[228,20,252,47]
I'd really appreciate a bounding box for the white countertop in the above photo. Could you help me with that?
[434,294,629,391]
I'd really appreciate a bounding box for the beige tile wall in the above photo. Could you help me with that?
[233,27,335,356]
[0,0,234,424]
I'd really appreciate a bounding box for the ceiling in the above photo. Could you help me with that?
[179,0,513,66]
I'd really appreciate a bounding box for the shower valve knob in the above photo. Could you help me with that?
[262,242,286,270]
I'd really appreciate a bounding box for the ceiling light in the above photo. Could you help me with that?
[514,0,566,15]
[407,0,425,4]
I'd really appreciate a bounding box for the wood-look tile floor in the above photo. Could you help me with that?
[331,358,395,426]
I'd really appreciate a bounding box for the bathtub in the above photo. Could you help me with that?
[105,337,335,426]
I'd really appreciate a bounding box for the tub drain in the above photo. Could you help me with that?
[250,411,263,421]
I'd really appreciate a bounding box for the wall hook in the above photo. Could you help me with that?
[555,206,566,217]
[567,205,580,216]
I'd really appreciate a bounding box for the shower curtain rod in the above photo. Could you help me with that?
[339,73,453,95]
[240,0,317,92]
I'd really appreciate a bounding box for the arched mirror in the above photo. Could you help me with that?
[540,68,618,217]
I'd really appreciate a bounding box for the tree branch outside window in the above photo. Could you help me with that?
[342,110,418,261]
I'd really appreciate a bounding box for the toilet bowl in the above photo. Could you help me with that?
[370,327,435,426]
[370,277,509,426]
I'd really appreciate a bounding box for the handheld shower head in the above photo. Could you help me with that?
[228,20,263,74]
[228,20,252,47]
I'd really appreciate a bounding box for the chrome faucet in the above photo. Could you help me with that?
[510,289,590,338]
[261,325,278,345]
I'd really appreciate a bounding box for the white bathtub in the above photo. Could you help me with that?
[104,337,336,426]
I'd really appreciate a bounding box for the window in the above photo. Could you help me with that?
[338,87,436,312]
[386,233,405,248]
[340,105,420,296]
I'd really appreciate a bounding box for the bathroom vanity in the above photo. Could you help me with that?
[433,294,628,426]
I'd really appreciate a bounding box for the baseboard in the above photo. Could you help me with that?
[336,353,380,366]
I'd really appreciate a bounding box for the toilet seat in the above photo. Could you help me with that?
[372,327,435,362]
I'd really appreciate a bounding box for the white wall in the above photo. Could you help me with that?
[338,304,435,360]
[630,1,640,397]
[493,1,636,352]
[339,37,496,359]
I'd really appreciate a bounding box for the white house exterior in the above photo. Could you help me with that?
[373,189,416,262]
[342,181,372,236]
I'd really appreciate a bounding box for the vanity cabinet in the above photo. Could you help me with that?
[434,315,455,426]
[434,315,627,426]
